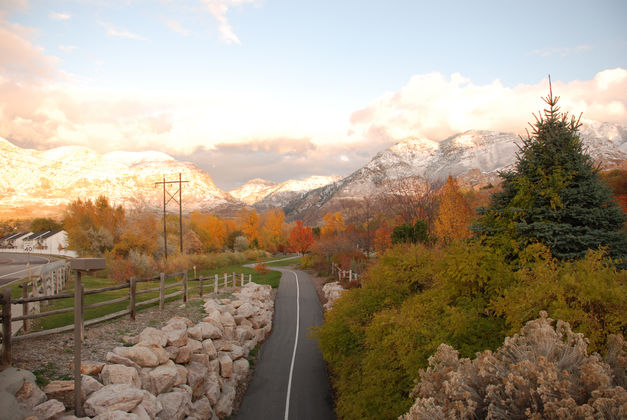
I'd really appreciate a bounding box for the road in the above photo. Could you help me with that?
[236,267,336,420]
[0,253,54,286]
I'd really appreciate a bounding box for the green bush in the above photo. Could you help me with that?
[317,241,626,419]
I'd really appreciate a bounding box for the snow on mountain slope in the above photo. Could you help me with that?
[0,139,236,215]
[228,179,277,205]
[285,123,627,222]
[254,175,345,209]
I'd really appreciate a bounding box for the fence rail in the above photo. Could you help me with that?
[0,270,254,365]
[331,262,360,283]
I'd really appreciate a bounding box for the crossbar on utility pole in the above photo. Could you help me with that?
[155,174,189,260]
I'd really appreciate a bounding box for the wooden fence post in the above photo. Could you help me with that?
[1,288,12,366]
[248,274,252,284]
[183,272,188,303]
[21,283,29,332]
[129,277,136,321]
[199,276,203,298]
[73,271,84,417]
[240,273,244,287]
[232,272,235,287]
[159,273,165,310]
[224,274,227,289]
[80,283,85,343]
[214,274,218,293]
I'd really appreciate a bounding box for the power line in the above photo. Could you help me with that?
[155,173,189,261]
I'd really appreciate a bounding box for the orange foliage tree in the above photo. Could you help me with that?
[239,208,260,245]
[189,211,227,252]
[434,176,474,244]
[373,223,393,254]
[288,220,314,254]
[260,209,285,251]
[112,207,159,257]
[64,195,125,256]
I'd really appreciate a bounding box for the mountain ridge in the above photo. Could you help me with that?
[1,121,625,221]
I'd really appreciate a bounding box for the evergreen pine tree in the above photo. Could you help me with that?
[473,83,627,260]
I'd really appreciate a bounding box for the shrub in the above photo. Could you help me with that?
[157,253,190,274]
[401,312,626,419]
[233,235,250,252]
[254,261,268,274]
[493,245,627,352]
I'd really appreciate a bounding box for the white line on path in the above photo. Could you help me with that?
[284,270,300,420]
[0,266,37,279]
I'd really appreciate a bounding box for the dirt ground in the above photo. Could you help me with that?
[9,268,330,388]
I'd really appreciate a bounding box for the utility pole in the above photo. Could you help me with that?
[155,174,189,260]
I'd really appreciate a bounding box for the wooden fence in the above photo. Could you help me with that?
[331,262,360,283]
[0,271,253,365]
[17,260,70,333]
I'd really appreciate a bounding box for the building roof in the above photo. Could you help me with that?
[23,231,48,241]
[6,232,31,241]
[40,230,62,239]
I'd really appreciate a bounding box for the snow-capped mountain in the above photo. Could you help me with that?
[284,123,627,222]
[253,175,345,209]
[228,175,343,208]
[0,138,237,216]
[1,121,625,221]
[228,179,278,205]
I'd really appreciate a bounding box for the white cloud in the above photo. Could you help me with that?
[1,12,626,188]
[165,19,189,36]
[49,11,71,20]
[99,22,148,41]
[58,44,77,53]
[201,0,256,45]
[348,69,627,144]
[531,44,593,57]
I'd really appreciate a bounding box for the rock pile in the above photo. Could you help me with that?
[1,282,274,420]
[322,282,345,311]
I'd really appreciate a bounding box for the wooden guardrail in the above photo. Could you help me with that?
[0,271,253,365]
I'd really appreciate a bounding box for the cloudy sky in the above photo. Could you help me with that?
[1,0,626,190]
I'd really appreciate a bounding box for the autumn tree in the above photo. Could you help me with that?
[474,87,627,260]
[260,209,285,251]
[183,229,203,254]
[601,169,627,213]
[288,220,314,254]
[64,196,125,256]
[112,207,159,257]
[321,212,345,238]
[239,208,260,246]
[189,211,226,252]
[374,223,393,253]
[434,176,474,244]
[378,177,438,226]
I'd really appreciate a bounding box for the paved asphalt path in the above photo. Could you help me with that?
[236,267,336,420]
[0,253,54,286]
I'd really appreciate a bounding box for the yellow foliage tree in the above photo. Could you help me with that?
[434,176,473,244]
[321,212,345,238]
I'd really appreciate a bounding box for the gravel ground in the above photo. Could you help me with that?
[9,269,329,407]
[11,291,233,383]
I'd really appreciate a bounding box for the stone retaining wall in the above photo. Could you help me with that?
[0,282,274,420]
[322,282,345,312]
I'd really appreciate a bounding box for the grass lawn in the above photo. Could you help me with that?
[267,256,302,267]
[26,256,285,332]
